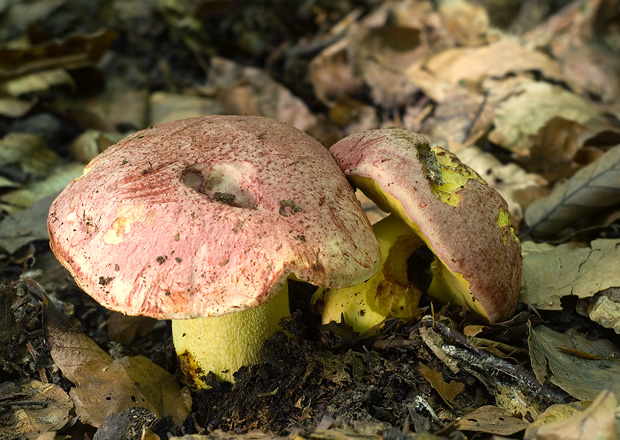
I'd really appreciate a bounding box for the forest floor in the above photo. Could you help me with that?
[1,0,620,439]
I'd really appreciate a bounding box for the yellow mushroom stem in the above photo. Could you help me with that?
[313,215,423,334]
[172,280,290,387]
[347,170,489,321]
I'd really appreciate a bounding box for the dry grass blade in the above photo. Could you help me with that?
[524,145,620,239]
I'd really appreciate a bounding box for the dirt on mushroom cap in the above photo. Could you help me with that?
[47,116,380,320]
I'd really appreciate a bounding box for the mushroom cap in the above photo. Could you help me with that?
[329,128,522,322]
[48,116,380,320]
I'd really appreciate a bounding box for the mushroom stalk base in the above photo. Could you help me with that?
[172,281,290,387]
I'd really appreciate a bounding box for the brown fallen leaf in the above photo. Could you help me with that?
[533,390,618,440]
[0,379,73,439]
[520,239,620,311]
[488,80,601,156]
[70,355,191,428]
[42,288,191,428]
[0,68,75,97]
[148,91,227,127]
[528,325,620,401]
[0,29,117,78]
[524,144,620,239]
[455,405,528,436]
[577,287,620,334]
[419,362,464,408]
[422,39,564,86]
[203,56,320,137]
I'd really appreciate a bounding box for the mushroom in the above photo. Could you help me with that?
[313,214,424,334]
[328,128,522,323]
[47,115,380,386]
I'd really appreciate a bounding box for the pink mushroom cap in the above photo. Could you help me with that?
[48,116,380,320]
[329,128,522,322]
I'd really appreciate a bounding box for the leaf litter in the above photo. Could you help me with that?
[0,0,620,439]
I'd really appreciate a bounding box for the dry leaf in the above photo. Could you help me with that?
[0,0,64,40]
[419,362,464,408]
[520,239,620,311]
[43,290,191,428]
[528,325,620,401]
[0,380,73,439]
[69,130,122,163]
[0,132,48,167]
[309,36,364,106]
[528,390,618,440]
[0,29,117,78]
[148,91,227,127]
[70,355,192,428]
[455,405,528,436]
[0,194,55,253]
[429,88,493,153]
[528,116,586,180]
[354,26,425,108]
[488,80,600,155]
[437,0,489,47]
[0,96,37,117]
[577,287,620,334]
[0,68,75,97]
[423,39,564,86]
[107,311,158,345]
[1,162,84,209]
[560,43,620,104]
[43,291,114,383]
[524,144,620,239]
[204,57,319,136]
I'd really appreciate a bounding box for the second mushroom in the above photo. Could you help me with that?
[316,128,522,330]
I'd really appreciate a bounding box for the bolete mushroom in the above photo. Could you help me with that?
[313,214,424,334]
[327,128,522,323]
[47,115,380,386]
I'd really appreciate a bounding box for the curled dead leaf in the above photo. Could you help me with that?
[524,144,620,239]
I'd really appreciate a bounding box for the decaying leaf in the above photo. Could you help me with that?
[70,355,191,428]
[577,288,620,334]
[1,162,84,209]
[43,290,114,382]
[524,144,620,239]
[149,91,227,127]
[43,290,191,428]
[526,390,618,440]
[0,29,117,78]
[429,88,494,153]
[455,405,528,436]
[528,325,620,401]
[418,362,464,408]
[488,80,601,155]
[0,379,73,439]
[437,0,490,47]
[0,96,37,117]
[0,194,55,254]
[0,68,75,97]
[353,26,425,109]
[422,39,564,86]
[520,239,620,311]
[204,56,320,136]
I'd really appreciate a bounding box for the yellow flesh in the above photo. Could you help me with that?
[315,215,422,334]
[430,148,486,207]
[350,169,489,320]
[172,281,290,386]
